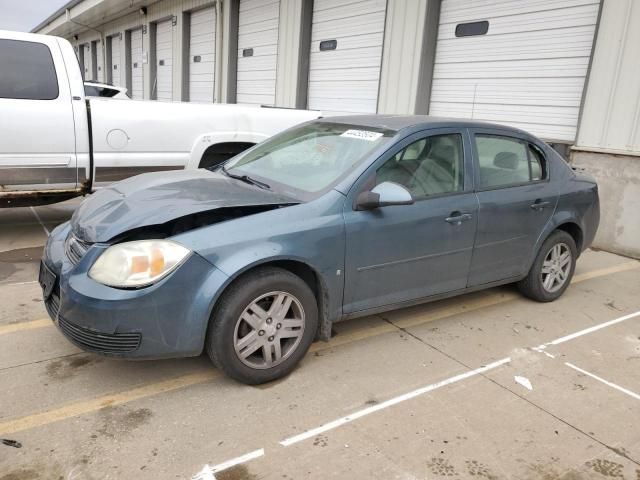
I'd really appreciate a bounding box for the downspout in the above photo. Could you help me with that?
[215,0,223,103]
[66,9,106,80]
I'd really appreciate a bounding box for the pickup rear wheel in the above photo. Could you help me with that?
[518,230,577,302]
[206,267,318,384]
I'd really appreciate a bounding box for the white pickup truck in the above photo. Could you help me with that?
[0,30,320,207]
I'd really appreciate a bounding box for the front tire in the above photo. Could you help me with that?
[518,230,577,302]
[206,267,318,384]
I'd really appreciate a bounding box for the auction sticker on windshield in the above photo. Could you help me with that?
[340,130,384,141]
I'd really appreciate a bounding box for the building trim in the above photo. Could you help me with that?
[415,0,441,115]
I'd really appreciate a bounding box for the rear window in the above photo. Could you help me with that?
[0,39,59,100]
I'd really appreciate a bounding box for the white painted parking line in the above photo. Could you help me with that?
[565,362,640,401]
[0,280,38,287]
[193,448,265,480]
[280,357,512,447]
[535,309,640,351]
[29,207,50,236]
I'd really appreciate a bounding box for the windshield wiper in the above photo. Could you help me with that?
[221,166,271,190]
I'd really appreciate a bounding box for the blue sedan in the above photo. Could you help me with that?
[40,116,600,384]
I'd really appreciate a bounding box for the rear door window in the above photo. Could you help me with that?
[0,39,59,100]
[475,135,537,189]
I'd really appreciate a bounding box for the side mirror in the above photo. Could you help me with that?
[356,182,414,210]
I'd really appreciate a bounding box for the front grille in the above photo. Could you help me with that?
[57,316,142,354]
[65,233,92,265]
[45,291,61,319]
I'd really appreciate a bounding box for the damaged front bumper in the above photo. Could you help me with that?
[41,222,229,359]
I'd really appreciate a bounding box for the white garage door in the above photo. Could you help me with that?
[129,28,144,99]
[237,0,280,105]
[82,43,92,80]
[155,19,173,101]
[308,0,387,116]
[189,7,216,102]
[96,39,104,83]
[109,35,122,86]
[429,0,600,143]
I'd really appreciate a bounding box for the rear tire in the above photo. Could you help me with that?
[206,267,318,385]
[518,230,577,302]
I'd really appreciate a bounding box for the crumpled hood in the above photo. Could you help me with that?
[71,169,296,243]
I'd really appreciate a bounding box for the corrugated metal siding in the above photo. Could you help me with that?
[430,0,600,142]
[155,19,174,100]
[576,0,640,154]
[189,6,216,102]
[308,0,387,116]
[237,0,280,105]
[130,28,144,99]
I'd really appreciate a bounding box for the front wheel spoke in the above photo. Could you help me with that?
[236,330,258,350]
[262,343,274,366]
[543,273,555,290]
[559,253,571,267]
[541,264,553,274]
[272,339,282,361]
[239,336,263,359]
[279,328,303,340]
[269,293,292,320]
[281,318,304,329]
[242,310,264,330]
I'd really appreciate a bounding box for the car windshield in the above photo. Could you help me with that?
[224,121,393,200]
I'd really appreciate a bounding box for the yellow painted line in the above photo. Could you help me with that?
[0,319,51,336]
[573,260,640,283]
[0,370,219,436]
[0,260,638,436]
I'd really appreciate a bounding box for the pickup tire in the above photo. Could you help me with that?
[206,267,318,385]
[199,142,255,169]
[518,230,577,302]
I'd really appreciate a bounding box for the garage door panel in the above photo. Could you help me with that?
[310,47,384,70]
[430,0,598,142]
[189,7,216,103]
[309,80,380,99]
[237,67,276,80]
[440,0,598,24]
[308,0,386,115]
[237,0,279,106]
[129,29,143,99]
[438,4,598,40]
[310,32,384,54]
[109,36,122,86]
[312,1,385,24]
[155,19,173,101]
[96,41,104,82]
[239,28,279,49]
[431,78,585,107]
[433,57,590,79]
[435,27,596,63]
[311,13,385,40]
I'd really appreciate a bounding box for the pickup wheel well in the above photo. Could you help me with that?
[198,142,255,169]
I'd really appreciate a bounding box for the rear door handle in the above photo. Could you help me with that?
[530,200,551,211]
[445,212,473,225]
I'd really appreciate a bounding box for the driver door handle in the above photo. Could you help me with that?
[445,211,473,225]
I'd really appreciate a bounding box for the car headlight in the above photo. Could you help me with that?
[89,240,191,288]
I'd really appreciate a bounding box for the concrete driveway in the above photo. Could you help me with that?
[1,200,639,480]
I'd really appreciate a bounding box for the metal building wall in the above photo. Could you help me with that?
[575,0,640,155]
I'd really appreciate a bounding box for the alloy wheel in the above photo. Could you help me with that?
[540,243,572,293]
[233,291,305,369]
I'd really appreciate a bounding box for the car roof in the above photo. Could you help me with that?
[316,114,533,138]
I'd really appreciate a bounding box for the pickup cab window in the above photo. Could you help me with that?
[0,39,59,100]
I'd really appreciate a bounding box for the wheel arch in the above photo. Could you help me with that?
[186,131,268,169]
[206,257,334,345]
